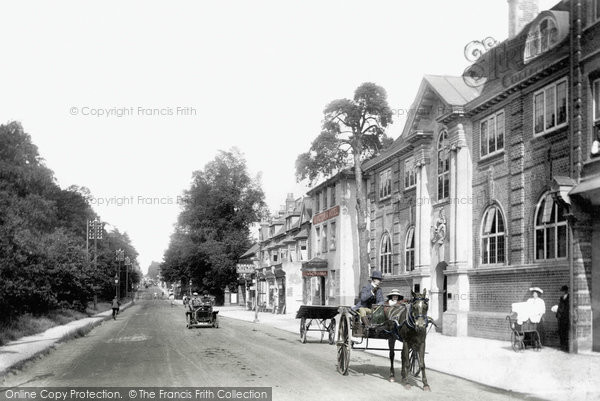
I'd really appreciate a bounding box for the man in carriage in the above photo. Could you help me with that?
[352,270,385,328]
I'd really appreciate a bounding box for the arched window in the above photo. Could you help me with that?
[524,16,559,63]
[481,205,506,265]
[437,130,450,201]
[380,232,392,275]
[405,227,415,271]
[534,193,567,260]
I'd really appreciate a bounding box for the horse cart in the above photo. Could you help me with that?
[295,305,338,344]
[186,302,219,329]
[506,314,541,352]
[336,290,434,391]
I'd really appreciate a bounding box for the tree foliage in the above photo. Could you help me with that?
[161,148,266,303]
[0,122,140,321]
[295,83,393,291]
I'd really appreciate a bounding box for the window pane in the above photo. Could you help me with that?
[594,80,600,121]
[482,238,489,264]
[545,86,556,129]
[489,236,497,263]
[481,121,488,156]
[546,226,555,259]
[497,235,505,263]
[444,175,449,199]
[557,225,567,258]
[535,92,545,133]
[497,113,505,150]
[536,229,545,259]
[557,81,567,125]
[497,210,505,232]
[489,116,496,153]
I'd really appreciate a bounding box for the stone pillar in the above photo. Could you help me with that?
[415,150,431,274]
[224,288,231,306]
[443,123,472,336]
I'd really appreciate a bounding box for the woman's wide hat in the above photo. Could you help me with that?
[529,287,544,294]
[386,289,403,299]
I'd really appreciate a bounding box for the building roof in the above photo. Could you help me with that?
[240,243,259,259]
[422,75,481,106]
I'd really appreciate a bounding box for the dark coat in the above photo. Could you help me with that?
[353,284,384,310]
[557,294,569,323]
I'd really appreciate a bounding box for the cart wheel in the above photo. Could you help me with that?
[328,318,336,345]
[409,348,420,376]
[336,312,351,375]
[300,318,307,343]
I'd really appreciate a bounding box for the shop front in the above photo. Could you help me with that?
[302,258,328,306]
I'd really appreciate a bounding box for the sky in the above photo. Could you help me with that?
[0,0,558,273]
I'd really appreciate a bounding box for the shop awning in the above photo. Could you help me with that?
[274,268,285,278]
[265,271,276,280]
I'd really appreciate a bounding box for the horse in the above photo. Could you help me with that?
[378,289,432,391]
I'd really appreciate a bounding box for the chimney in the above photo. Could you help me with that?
[286,193,295,212]
[508,0,539,38]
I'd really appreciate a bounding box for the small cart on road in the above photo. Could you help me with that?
[295,305,338,345]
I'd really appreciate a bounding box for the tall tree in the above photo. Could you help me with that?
[295,83,393,292]
[162,148,266,302]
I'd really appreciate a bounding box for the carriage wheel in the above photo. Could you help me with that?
[300,318,307,343]
[336,312,351,375]
[328,318,336,345]
[409,348,420,376]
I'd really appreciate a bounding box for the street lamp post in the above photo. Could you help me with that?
[114,274,119,298]
[124,256,131,299]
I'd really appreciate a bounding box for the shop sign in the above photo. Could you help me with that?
[313,205,340,225]
[302,270,328,277]
[236,263,254,274]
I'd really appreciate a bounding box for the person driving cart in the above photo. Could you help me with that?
[352,270,384,327]
[201,290,212,306]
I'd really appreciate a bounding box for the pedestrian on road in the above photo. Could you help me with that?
[111,297,121,320]
[555,285,570,352]
[169,292,175,307]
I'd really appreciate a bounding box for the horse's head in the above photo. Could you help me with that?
[410,288,429,332]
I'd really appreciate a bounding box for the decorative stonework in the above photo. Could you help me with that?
[431,209,447,245]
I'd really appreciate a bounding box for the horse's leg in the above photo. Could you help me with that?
[388,337,395,382]
[400,342,411,389]
[418,342,430,391]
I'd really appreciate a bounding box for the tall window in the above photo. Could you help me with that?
[315,192,320,212]
[534,193,567,260]
[315,227,321,255]
[299,240,307,261]
[271,250,278,263]
[481,111,505,157]
[324,188,329,210]
[405,227,415,271]
[331,184,336,206]
[534,79,568,135]
[321,224,328,253]
[379,169,392,199]
[380,232,392,275]
[437,130,449,201]
[481,205,506,265]
[404,158,416,189]
[593,78,600,123]
[329,222,336,251]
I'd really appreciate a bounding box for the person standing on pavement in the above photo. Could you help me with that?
[111,297,121,320]
[556,285,570,352]
[352,270,384,327]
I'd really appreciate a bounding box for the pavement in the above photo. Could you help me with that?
[1,302,598,400]
[216,305,600,401]
[0,301,133,376]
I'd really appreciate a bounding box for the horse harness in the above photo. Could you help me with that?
[383,296,432,342]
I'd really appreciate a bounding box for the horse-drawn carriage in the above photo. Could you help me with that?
[296,305,338,344]
[336,290,434,391]
[186,300,219,329]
